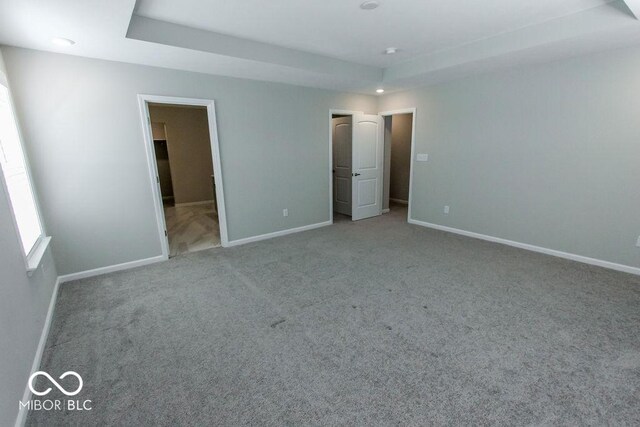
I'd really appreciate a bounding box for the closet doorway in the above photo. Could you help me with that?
[329,108,416,224]
[138,95,229,258]
[381,110,415,218]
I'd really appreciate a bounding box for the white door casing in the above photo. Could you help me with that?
[332,117,352,216]
[351,114,384,221]
[138,94,229,257]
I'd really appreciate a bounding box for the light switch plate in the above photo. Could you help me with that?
[416,153,429,162]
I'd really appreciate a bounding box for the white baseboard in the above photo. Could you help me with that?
[382,208,390,214]
[15,277,61,427]
[58,220,333,281]
[58,255,166,284]
[390,198,409,205]
[227,221,332,247]
[174,200,214,207]
[408,218,640,276]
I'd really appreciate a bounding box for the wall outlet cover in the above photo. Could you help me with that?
[283,209,288,217]
[444,205,450,214]
[416,153,429,162]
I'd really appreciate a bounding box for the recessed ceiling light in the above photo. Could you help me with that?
[384,47,398,55]
[51,38,75,47]
[376,89,385,94]
[360,1,379,10]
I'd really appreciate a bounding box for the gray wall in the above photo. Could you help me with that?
[379,45,640,269]
[389,113,412,202]
[1,40,637,281]
[0,49,58,427]
[149,105,214,205]
[1,47,377,275]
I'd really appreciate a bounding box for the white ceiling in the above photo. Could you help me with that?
[1,0,640,94]
[135,0,614,67]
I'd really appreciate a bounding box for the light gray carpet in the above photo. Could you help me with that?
[28,207,640,425]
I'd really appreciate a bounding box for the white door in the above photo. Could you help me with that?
[332,117,352,216]
[351,114,384,221]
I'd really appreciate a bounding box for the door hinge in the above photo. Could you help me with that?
[164,230,168,236]
[156,176,160,183]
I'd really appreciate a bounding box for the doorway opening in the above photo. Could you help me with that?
[139,95,229,259]
[330,108,415,224]
[330,110,385,222]
[382,112,414,218]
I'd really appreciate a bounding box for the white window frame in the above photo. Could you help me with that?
[0,71,50,275]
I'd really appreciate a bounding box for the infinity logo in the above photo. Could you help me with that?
[28,371,83,397]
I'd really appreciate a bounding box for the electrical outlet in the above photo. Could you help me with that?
[283,208,288,217]
[444,205,450,214]
[636,235,640,248]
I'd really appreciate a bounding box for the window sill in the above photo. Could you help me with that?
[27,236,51,275]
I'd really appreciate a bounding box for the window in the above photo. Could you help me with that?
[0,82,44,258]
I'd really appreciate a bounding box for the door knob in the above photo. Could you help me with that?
[353,173,361,176]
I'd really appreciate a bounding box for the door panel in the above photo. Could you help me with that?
[332,117,352,216]
[357,179,377,207]
[356,124,378,170]
[352,114,383,221]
